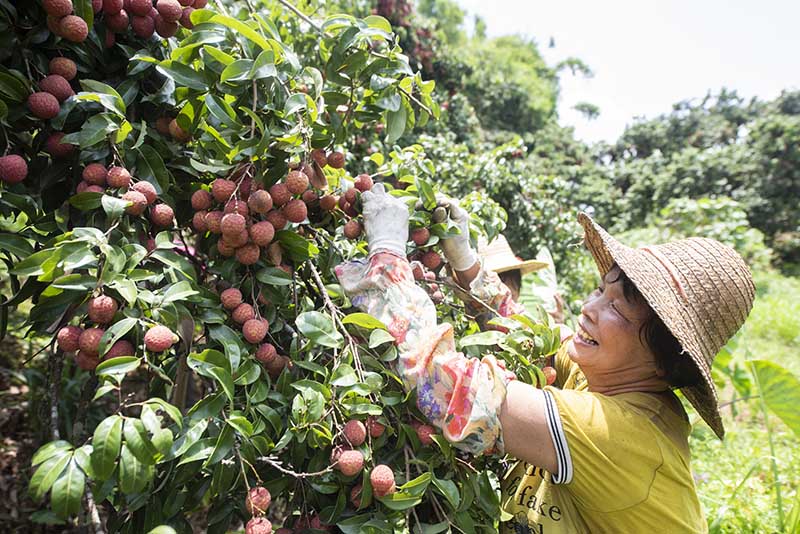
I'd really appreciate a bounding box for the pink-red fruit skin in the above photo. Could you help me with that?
[343,419,367,446]
[60,15,90,42]
[370,464,396,497]
[144,325,177,352]
[150,204,174,227]
[88,295,118,324]
[245,517,272,534]
[245,486,272,516]
[336,450,364,477]
[49,57,77,81]
[39,74,74,103]
[0,155,28,184]
[191,189,213,210]
[28,92,60,120]
[44,0,74,18]
[122,191,148,215]
[132,181,157,204]
[220,288,242,310]
[107,166,132,188]
[78,327,105,357]
[243,318,269,344]
[57,325,83,352]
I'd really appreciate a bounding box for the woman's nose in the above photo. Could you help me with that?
[581,293,600,321]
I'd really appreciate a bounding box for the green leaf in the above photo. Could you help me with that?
[342,313,386,331]
[208,14,272,52]
[330,363,358,387]
[101,195,129,219]
[296,311,343,348]
[79,80,125,116]
[72,0,93,31]
[29,453,71,502]
[378,472,431,510]
[91,415,123,480]
[369,329,396,348]
[203,424,235,467]
[51,459,85,519]
[32,441,73,466]
[0,232,34,258]
[161,280,199,303]
[204,93,243,128]
[749,360,800,438]
[118,444,151,494]
[96,357,141,382]
[226,415,253,437]
[124,418,160,465]
[136,146,170,194]
[98,317,138,357]
[208,366,235,403]
[385,104,407,144]
[432,475,460,509]
[255,266,293,286]
[458,330,506,348]
[157,61,208,91]
[220,59,254,83]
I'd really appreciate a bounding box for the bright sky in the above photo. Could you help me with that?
[456,0,800,144]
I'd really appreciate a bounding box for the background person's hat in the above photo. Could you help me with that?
[478,234,550,275]
[577,212,755,439]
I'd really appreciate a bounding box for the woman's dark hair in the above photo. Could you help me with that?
[499,269,522,298]
[609,264,703,389]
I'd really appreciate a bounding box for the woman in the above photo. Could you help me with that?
[335,185,754,533]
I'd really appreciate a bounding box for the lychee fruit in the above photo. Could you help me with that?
[154,14,178,37]
[319,195,337,212]
[43,0,73,18]
[421,250,442,270]
[336,449,364,477]
[367,416,385,438]
[350,483,363,509]
[59,15,89,43]
[232,303,255,324]
[179,6,194,28]
[49,57,77,81]
[193,0,207,6]
[220,287,242,310]
[155,116,171,135]
[245,486,272,516]
[78,327,105,357]
[282,199,307,223]
[227,228,249,248]
[156,0,182,21]
[39,75,74,103]
[430,291,444,304]
[285,170,308,195]
[105,9,130,32]
[192,211,207,232]
[327,151,345,169]
[247,190,272,214]
[265,210,286,231]
[103,0,123,13]
[77,182,104,194]
[411,228,430,246]
[75,351,100,371]
[57,325,83,352]
[343,419,366,446]
[243,318,269,344]
[245,517,272,534]
[27,92,60,120]
[224,199,249,217]
[268,183,291,207]
[0,155,28,185]
[122,191,148,215]
[169,119,191,142]
[191,189,212,210]
[265,354,289,379]
[205,210,223,233]
[88,295,118,324]
[132,14,155,38]
[46,16,64,37]
[344,187,359,205]
[144,324,177,352]
[82,163,107,186]
[107,166,131,188]
[92,0,103,12]
[211,178,236,203]
[236,243,260,265]
[132,181,157,204]
[128,0,152,16]
[416,424,435,446]
[343,220,362,240]
[42,133,74,160]
[255,343,277,364]
[150,203,174,227]
[301,189,318,206]
[249,221,275,247]
[354,174,373,192]
[370,465,396,497]
[310,148,327,167]
[220,213,246,237]
[105,339,135,359]
[217,239,235,257]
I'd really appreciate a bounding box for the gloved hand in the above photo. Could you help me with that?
[436,195,478,271]
[361,183,409,257]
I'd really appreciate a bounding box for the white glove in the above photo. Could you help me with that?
[437,195,478,271]
[361,183,409,257]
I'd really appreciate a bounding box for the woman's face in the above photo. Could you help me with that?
[567,266,659,379]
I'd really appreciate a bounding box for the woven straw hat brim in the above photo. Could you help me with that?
[487,258,551,276]
[480,234,550,275]
[577,212,755,439]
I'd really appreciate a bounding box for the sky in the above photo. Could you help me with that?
[456,0,800,144]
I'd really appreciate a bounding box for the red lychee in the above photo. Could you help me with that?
[236,243,260,265]
[39,74,74,103]
[245,517,272,534]
[370,465,396,497]
[205,210,223,233]
[350,483,363,508]
[265,354,289,379]
[193,0,207,6]
[128,0,152,16]
[416,424,435,446]
[343,419,366,446]
[232,303,255,324]
[49,57,77,81]
[243,318,269,344]
[268,183,291,207]
[411,228,430,246]
[46,16,64,37]
[150,203,174,227]
[191,189,212,210]
[255,343,277,364]
[122,191,148,216]
[57,325,83,352]
[245,486,272,516]
[430,291,444,304]
[285,170,309,195]
[367,416,385,438]
[217,239,235,257]
[301,189,318,206]
[105,9,130,32]
[220,287,242,310]
[78,327,105,357]
[211,178,236,203]
[220,213,246,237]
[60,15,89,43]
[144,324,177,352]
[354,173,373,192]
[169,119,191,142]
[78,182,104,194]
[75,351,100,371]
[105,339,135,359]
[88,295,118,324]
[265,210,287,232]
[282,199,307,223]
[249,221,275,247]
[327,151,345,169]
[179,6,194,28]
[82,163,107,186]
[132,14,155,38]
[310,148,327,167]
[227,228,249,248]
[103,0,123,13]
[319,195,337,212]
[0,155,28,185]
[192,211,207,232]
[154,14,178,37]
[155,116,171,135]
[43,0,73,17]
[224,199,249,217]
[27,92,60,120]
[343,220,362,240]
[344,187,359,205]
[421,250,442,270]
[247,190,272,214]
[132,180,157,204]
[156,0,181,21]
[336,449,364,477]
[107,166,131,188]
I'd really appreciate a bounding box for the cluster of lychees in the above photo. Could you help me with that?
[55,295,177,370]
[243,486,274,534]
[42,0,90,43]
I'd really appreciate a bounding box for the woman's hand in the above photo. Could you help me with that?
[361,183,410,257]
[436,195,479,272]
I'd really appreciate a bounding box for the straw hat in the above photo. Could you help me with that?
[479,235,550,275]
[577,212,755,439]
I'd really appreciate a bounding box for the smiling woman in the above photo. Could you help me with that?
[336,188,756,534]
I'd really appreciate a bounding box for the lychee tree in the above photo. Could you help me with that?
[1,0,560,532]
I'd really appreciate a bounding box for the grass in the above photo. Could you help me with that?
[690,270,800,533]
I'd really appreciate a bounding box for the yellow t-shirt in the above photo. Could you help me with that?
[500,344,707,533]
